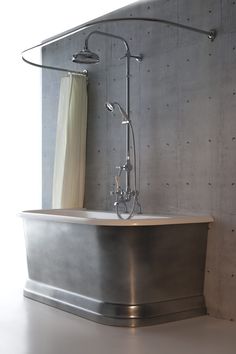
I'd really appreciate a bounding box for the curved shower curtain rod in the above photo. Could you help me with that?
[22,17,217,75]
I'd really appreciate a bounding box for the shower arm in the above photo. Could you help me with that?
[84,30,129,54]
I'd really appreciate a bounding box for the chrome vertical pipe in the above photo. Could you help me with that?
[125,52,131,194]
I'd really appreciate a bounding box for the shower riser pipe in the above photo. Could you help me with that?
[125,51,131,194]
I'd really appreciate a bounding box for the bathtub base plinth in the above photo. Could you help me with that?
[24,280,206,327]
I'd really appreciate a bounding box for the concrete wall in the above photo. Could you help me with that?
[42,0,236,321]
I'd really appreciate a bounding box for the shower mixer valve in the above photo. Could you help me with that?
[111,185,138,208]
[110,159,141,214]
[112,188,142,216]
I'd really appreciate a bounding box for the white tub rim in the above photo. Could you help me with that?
[20,208,214,226]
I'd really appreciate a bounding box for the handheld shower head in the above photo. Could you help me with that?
[105,102,129,123]
[72,48,100,64]
[105,102,115,112]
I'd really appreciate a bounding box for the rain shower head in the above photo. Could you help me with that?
[72,48,100,64]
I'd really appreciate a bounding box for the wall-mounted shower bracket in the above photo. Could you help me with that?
[120,53,143,62]
[117,160,133,174]
[208,29,217,42]
[132,54,143,62]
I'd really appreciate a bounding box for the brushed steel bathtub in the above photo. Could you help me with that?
[21,209,213,327]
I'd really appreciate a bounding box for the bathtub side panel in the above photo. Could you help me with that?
[23,219,208,304]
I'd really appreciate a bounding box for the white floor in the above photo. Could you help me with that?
[1,287,236,354]
[1,224,236,354]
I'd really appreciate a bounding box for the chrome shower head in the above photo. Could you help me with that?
[105,102,129,123]
[105,102,115,112]
[72,48,100,64]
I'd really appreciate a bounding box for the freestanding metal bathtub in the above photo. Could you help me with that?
[21,209,213,327]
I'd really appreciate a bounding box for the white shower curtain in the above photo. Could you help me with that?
[52,74,87,209]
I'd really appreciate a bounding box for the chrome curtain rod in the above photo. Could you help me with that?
[22,56,88,76]
[22,17,217,74]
